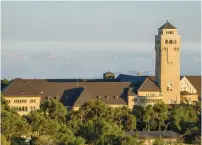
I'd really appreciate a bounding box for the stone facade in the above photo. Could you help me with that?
[155,22,181,104]
[4,96,41,116]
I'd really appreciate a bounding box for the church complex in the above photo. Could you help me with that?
[2,21,201,115]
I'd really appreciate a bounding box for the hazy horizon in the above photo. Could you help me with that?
[1,1,201,79]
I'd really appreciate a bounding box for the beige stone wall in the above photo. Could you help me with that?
[138,91,161,97]
[137,96,163,107]
[109,104,126,108]
[73,106,80,111]
[4,96,41,116]
[181,94,198,103]
[155,28,181,104]
[139,138,177,145]
[128,95,138,109]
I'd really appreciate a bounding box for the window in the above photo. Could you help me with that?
[19,107,22,111]
[173,40,177,44]
[140,99,145,103]
[169,40,172,44]
[22,106,24,111]
[31,106,33,111]
[25,107,28,111]
[167,87,170,91]
[30,99,36,103]
[97,96,102,100]
[114,96,119,100]
[6,100,10,103]
[174,48,176,51]
[106,96,110,100]
[165,40,168,44]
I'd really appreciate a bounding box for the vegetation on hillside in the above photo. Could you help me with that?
[1,96,201,145]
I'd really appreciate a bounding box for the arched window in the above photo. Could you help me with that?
[169,40,172,44]
[174,48,176,51]
[173,40,177,44]
[25,107,28,111]
[22,106,24,111]
[165,40,168,44]
[31,106,33,111]
[19,107,21,111]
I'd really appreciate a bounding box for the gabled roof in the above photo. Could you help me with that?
[185,76,201,97]
[138,78,161,92]
[2,78,39,96]
[159,21,177,29]
[73,88,95,106]
[3,78,131,106]
[61,87,84,106]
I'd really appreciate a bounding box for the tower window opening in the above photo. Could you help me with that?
[165,40,168,44]
[169,40,172,44]
[167,87,170,91]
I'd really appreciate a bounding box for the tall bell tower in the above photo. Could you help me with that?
[155,21,180,104]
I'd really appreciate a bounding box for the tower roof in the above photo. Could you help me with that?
[159,21,177,29]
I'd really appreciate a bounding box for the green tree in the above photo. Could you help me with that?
[142,105,157,131]
[171,104,197,131]
[153,138,165,145]
[56,124,76,144]
[153,103,168,131]
[123,114,136,131]
[40,99,67,123]
[133,106,145,130]
[72,136,86,145]
[121,133,140,145]
[1,104,31,141]
[25,111,60,138]
[96,120,124,145]
[1,135,10,145]
[34,135,56,145]
[1,79,9,90]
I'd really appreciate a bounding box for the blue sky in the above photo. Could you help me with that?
[1,1,201,79]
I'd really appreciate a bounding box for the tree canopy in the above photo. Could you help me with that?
[1,98,201,145]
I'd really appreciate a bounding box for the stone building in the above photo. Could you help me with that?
[2,21,201,115]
